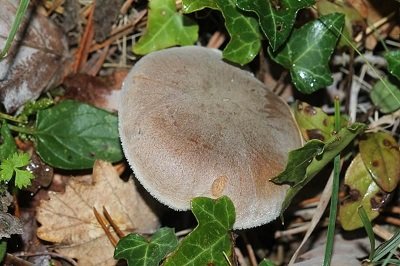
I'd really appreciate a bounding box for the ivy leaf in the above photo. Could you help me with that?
[272,140,324,186]
[164,196,235,265]
[278,122,366,215]
[0,152,34,189]
[133,0,198,55]
[269,13,345,94]
[32,100,123,170]
[339,154,383,231]
[370,76,400,113]
[258,259,276,266]
[183,0,262,65]
[236,0,314,50]
[385,50,400,80]
[359,132,400,193]
[316,0,365,48]
[114,227,178,266]
[0,122,17,161]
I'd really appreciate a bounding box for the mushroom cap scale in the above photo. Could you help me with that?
[119,46,302,229]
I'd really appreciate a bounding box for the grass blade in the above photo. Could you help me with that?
[323,98,341,266]
[357,206,375,260]
[0,0,30,59]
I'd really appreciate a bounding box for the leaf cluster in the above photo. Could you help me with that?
[134,0,348,94]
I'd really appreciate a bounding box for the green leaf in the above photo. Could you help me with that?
[0,152,34,189]
[0,241,6,262]
[0,122,17,161]
[133,0,198,55]
[358,206,376,261]
[114,227,178,266]
[385,50,400,80]
[370,76,400,113]
[269,13,345,94]
[258,259,276,266]
[272,140,324,186]
[183,0,262,65]
[279,122,366,215]
[316,0,363,48]
[359,132,400,192]
[14,169,34,189]
[236,0,314,50]
[339,154,383,231]
[373,229,400,263]
[33,100,123,170]
[164,196,235,265]
[17,98,54,123]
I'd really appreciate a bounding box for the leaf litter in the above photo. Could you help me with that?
[36,160,159,265]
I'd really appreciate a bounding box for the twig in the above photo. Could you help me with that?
[72,2,95,73]
[242,234,258,266]
[355,12,395,44]
[349,64,367,122]
[5,253,33,266]
[103,206,125,238]
[175,228,192,237]
[288,170,334,265]
[234,247,248,266]
[383,216,400,227]
[275,223,311,239]
[89,10,147,52]
[121,0,135,14]
[206,31,226,49]
[93,207,118,247]
[373,224,400,249]
[14,251,77,266]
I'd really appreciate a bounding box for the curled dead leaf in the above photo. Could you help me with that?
[0,0,68,112]
[36,160,159,266]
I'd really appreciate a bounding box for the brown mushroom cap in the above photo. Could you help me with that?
[119,46,302,229]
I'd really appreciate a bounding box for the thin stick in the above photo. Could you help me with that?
[14,251,77,266]
[275,223,310,238]
[288,171,334,265]
[322,97,342,266]
[382,216,400,227]
[5,253,33,266]
[103,206,125,238]
[234,247,248,266]
[93,207,118,247]
[72,2,95,73]
[89,10,147,52]
[120,0,135,15]
[242,234,258,266]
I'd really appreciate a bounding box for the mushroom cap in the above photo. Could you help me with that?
[119,46,302,229]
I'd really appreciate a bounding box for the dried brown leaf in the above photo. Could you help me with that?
[36,160,159,266]
[0,0,68,112]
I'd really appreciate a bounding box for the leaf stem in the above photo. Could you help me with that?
[323,97,341,266]
[0,113,25,124]
[7,124,36,135]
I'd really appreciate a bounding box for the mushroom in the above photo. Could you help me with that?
[119,46,302,229]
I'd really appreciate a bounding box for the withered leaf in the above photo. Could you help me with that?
[36,160,159,266]
[339,154,384,231]
[0,0,68,112]
[359,132,400,193]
